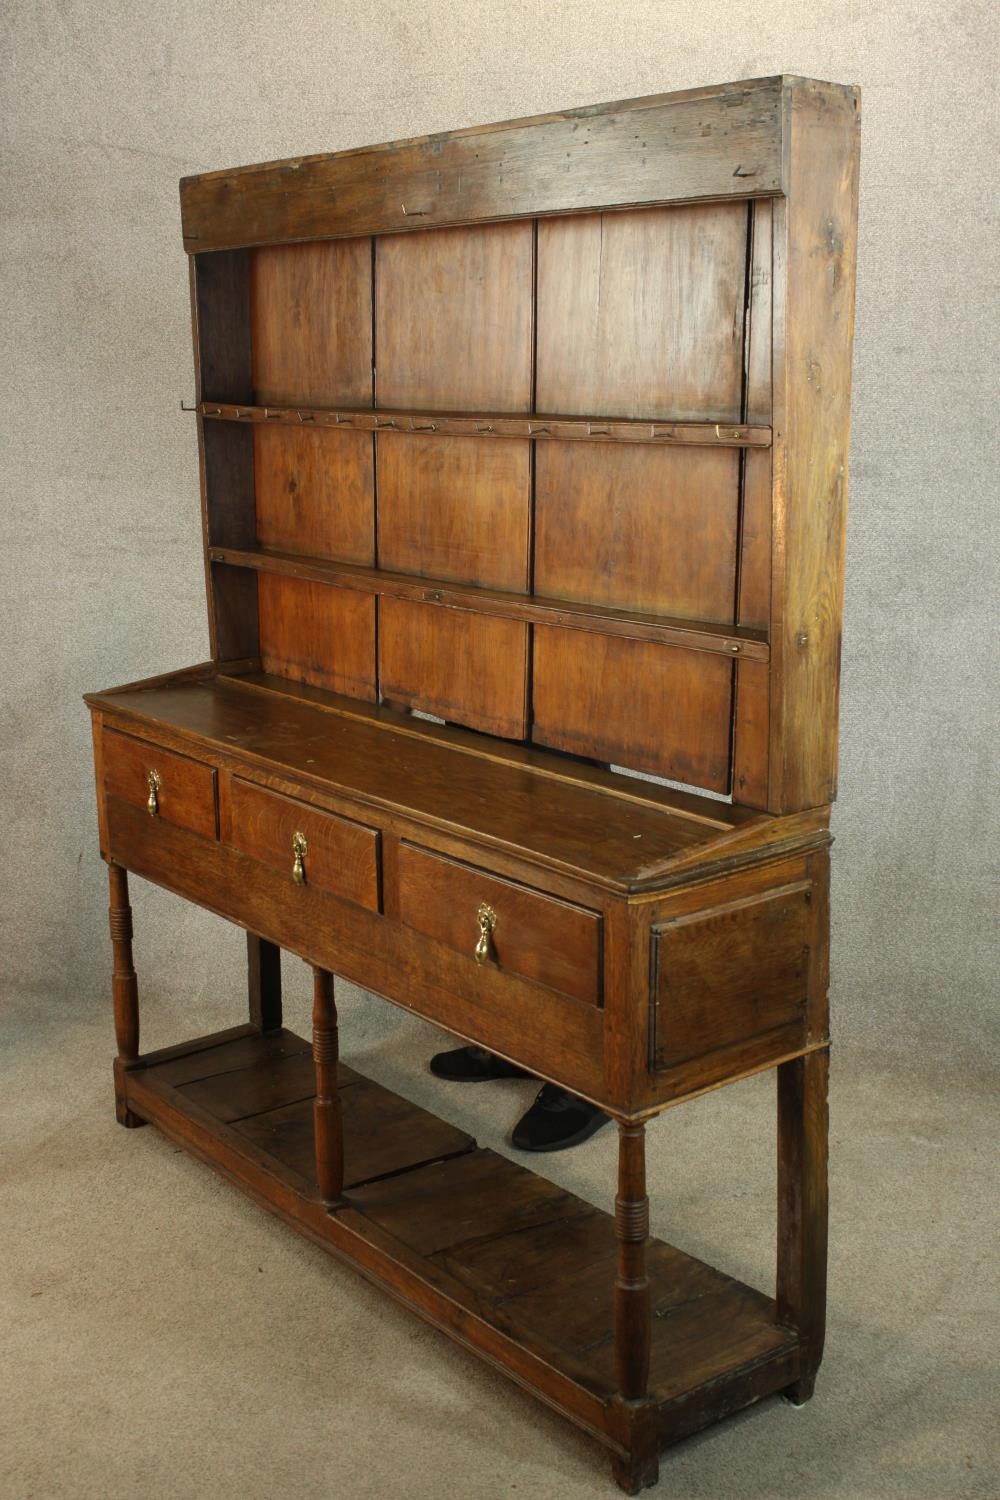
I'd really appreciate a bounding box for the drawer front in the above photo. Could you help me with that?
[228,778,380,912]
[103,728,217,839]
[397,843,601,1006]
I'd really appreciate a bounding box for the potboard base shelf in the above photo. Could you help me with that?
[121,1025,801,1488]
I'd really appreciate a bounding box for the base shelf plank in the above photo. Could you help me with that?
[122,1026,799,1448]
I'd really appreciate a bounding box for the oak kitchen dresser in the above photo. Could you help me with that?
[86,76,860,1492]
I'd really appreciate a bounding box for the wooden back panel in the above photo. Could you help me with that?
[187,77,860,815]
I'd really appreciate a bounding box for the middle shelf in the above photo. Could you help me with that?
[208,545,769,662]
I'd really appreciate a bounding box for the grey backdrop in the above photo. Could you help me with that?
[3,3,997,1070]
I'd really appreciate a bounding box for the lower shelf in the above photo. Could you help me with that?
[122,1025,800,1467]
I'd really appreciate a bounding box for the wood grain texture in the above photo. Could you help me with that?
[103,727,217,839]
[158,1028,475,1190]
[190,252,259,661]
[731,197,773,809]
[195,250,253,405]
[777,1048,829,1402]
[253,425,375,563]
[532,627,733,791]
[397,842,601,1006]
[246,932,282,1033]
[257,573,376,699]
[536,204,747,422]
[106,798,608,1104]
[209,546,767,660]
[768,81,860,812]
[311,969,344,1202]
[90,675,747,892]
[251,239,373,407]
[108,863,139,1064]
[121,1026,798,1452]
[614,1123,650,1401]
[534,442,740,620]
[732,658,771,808]
[378,597,528,738]
[375,222,533,412]
[203,401,770,449]
[376,431,531,589]
[179,78,786,251]
[227,776,381,912]
[108,863,144,1128]
[651,881,811,1069]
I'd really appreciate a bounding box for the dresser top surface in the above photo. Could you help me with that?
[86,668,824,894]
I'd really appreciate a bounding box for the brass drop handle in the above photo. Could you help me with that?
[292,831,308,885]
[146,769,162,816]
[475,903,497,965]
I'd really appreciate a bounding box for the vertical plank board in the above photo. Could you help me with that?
[731,659,770,806]
[257,573,376,699]
[195,250,254,405]
[251,239,373,406]
[191,251,258,661]
[536,204,747,421]
[739,196,775,626]
[378,598,528,738]
[253,425,375,564]
[532,628,733,791]
[768,82,860,812]
[375,222,533,411]
[733,199,774,808]
[534,443,739,620]
[376,432,531,589]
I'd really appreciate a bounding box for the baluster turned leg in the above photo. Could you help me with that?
[247,934,282,1034]
[610,1120,659,1493]
[777,1049,829,1404]
[312,968,344,1204]
[615,1121,650,1398]
[108,863,144,1128]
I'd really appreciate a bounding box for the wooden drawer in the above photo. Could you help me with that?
[227,778,380,913]
[397,843,601,1006]
[102,728,217,839]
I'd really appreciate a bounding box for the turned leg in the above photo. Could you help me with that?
[615,1121,651,1398]
[311,967,344,1204]
[107,863,145,1128]
[777,1048,829,1403]
[247,933,282,1033]
[609,1120,659,1492]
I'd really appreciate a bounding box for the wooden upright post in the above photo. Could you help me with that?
[247,934,282,1033]
[614,1121,651,1399]
[107,862,144,1128]
[777,1048,829,1402]
[311,967,344,1204]
[610,1120,659,1493]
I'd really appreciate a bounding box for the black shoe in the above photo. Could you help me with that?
[429,1045,533,1082]
[511,1083,611,1152]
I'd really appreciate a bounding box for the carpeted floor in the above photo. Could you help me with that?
[3,966,997,1500]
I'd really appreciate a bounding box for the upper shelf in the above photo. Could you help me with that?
[208,546,769,662]
[200,402,771,450]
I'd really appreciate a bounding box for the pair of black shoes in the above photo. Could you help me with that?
[429,1045,610,1152]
